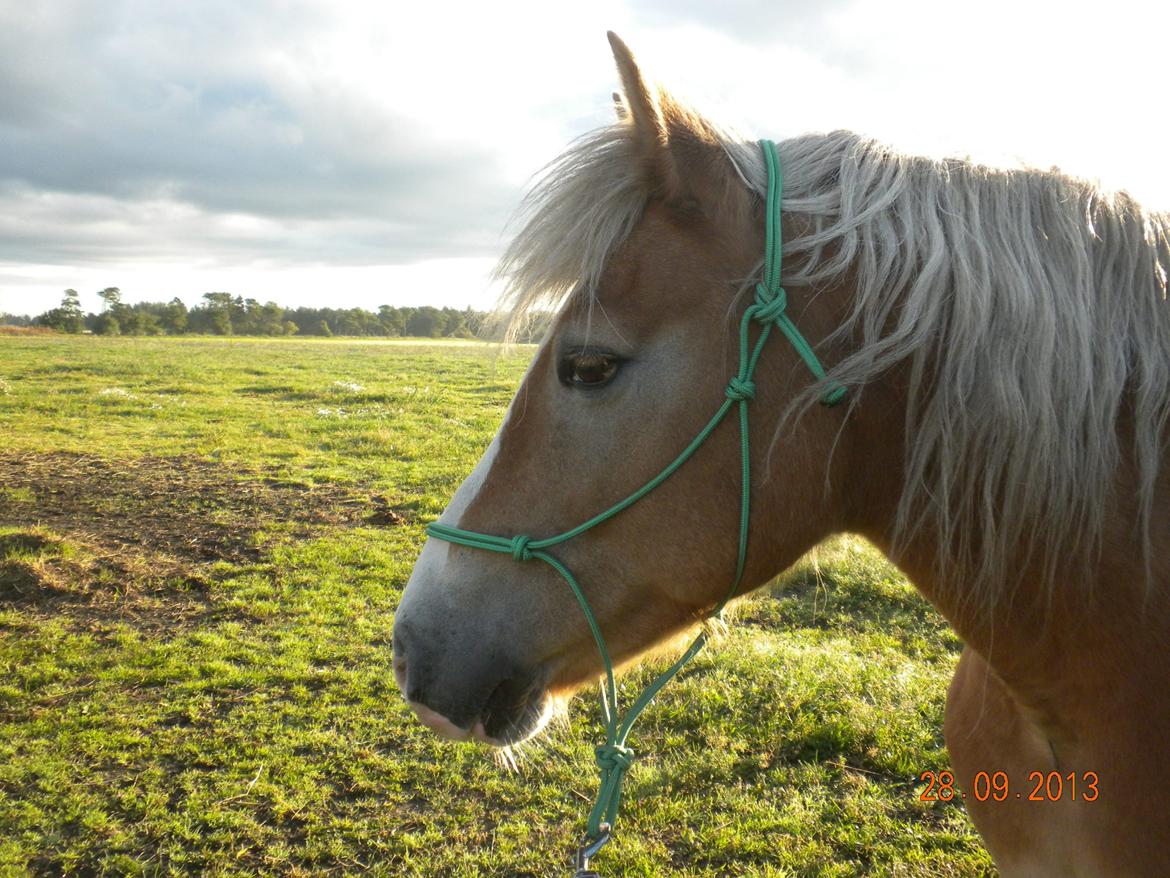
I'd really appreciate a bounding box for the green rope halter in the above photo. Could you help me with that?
[426,139,845,872]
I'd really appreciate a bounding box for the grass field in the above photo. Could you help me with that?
[0,335,994,877]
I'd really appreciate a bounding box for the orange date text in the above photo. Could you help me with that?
[918,770,1099,802]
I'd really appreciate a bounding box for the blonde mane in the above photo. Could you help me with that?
[495,118,1170,604]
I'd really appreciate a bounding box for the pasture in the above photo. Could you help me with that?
[0,336,993,876]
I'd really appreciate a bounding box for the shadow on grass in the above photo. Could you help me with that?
[236,384,317,400]
[739,537,964,658]
[0,531,55,555]
[0,527,217,633]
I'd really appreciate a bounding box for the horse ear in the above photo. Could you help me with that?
[607,31,730,213]
[607,32,682,197]
[608,32,660,138]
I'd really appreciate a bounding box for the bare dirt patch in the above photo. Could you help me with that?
[0,451,412,629]
[0,451,399,563]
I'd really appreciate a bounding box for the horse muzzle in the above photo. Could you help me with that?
[391,610,553,746]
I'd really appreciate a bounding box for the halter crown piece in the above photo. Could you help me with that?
[426,139,845,876]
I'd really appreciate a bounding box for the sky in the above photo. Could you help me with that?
[2,0,1167,317]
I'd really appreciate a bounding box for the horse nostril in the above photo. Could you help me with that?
[481,672,533,739]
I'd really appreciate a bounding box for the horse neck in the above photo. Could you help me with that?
[842,363,1170,699]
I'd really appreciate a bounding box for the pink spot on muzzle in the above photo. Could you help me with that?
[408,700,473,740]
[406,701,502,745]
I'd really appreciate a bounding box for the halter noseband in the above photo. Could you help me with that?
[426,138,844,874]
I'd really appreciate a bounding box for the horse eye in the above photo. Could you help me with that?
[558,351,621,389]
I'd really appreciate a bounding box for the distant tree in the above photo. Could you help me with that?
[253,301,287,336]
[93,291,167,335]
[36,289,84,333]
[378,305,404,336]
[397,307,416,335]
[440,307,477,338]
[140,311,163,335]
[162,298,188,334]
[336,308,363,336]
[97,287,122,312]
[459,306,480,338]
[237,297,260,334]
[26,294,490,338]
[63,289,83,327]
[202,292,235,335]
[123,308,149,335]
[405,306,442,338]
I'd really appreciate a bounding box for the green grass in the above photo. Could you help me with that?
[0,335,994,876]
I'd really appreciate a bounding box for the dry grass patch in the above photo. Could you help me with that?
[0,326,56,336]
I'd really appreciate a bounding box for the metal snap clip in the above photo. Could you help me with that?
[571,826,611,877]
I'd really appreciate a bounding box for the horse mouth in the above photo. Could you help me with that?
[477,674,555,745]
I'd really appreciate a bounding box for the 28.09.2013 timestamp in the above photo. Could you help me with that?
[918,770,1099,802]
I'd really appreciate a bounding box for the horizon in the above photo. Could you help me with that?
[3,2,1168,317]
[0,293,498,322]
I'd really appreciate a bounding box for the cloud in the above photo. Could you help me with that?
[0,0,630,313]
[0,0,636,313]
[0,2,523,259]
[632,0,860,59]
[1,0,1167,317]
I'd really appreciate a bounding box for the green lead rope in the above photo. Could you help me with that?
[426,138,845,863]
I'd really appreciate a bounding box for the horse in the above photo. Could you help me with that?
[393,32,1170,876]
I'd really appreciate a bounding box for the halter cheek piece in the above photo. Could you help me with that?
[427,139,845,875]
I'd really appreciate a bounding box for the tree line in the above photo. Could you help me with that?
[3,288,550,340]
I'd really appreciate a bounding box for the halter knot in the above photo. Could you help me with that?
[751,281,788,325]
[509,534,533,562]
[725,376,756,401]
[594,743,635,774]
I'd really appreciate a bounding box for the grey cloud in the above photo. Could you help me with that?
[0,1,519,270]
[0,182,506,269]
